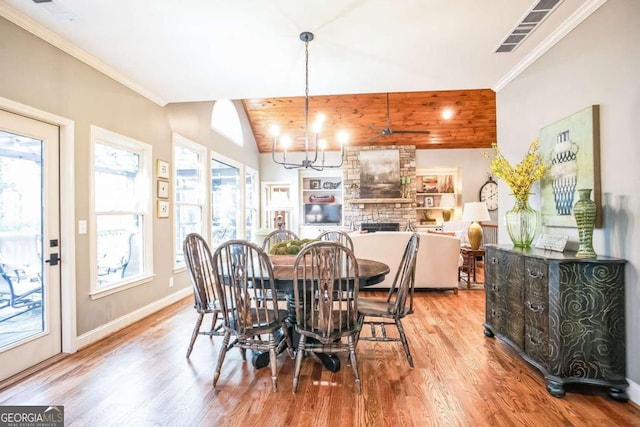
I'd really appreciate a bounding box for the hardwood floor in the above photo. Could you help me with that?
[1,289,639,426]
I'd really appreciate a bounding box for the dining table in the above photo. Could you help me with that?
[251,255,390,372]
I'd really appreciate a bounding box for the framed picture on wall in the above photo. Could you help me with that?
[157,200,170,218]
[157,180,169,199]
[157,159,170,179]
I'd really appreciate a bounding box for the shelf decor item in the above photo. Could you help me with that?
[573,188,597,258]
[484,139,548,248]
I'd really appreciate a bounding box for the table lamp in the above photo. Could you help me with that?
[462,201,491,250]
[439,194,456,222]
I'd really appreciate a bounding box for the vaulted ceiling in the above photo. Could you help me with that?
[0,0,604,152]
[243,89,496,152]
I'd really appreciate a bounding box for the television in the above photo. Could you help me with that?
[304,203,342,225]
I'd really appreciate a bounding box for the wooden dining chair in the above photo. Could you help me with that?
[182,233,225,358]
[261,229,299,253]
[292,241,362,394]
[356,232,420,367]
[317,230,354,251]
[211,239,292,392]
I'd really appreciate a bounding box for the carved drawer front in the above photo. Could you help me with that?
[504,306,524,350]
[485,291,504,332]
[525,258,548,297]
[524,296,548,333]
[525,325,549,368]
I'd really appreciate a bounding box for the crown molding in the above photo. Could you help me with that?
[493,0,608,92]
[0,3,168,106]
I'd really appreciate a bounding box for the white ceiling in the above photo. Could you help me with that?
[0,0,605,106]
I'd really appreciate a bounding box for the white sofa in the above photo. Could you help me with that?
[350,231,461,292]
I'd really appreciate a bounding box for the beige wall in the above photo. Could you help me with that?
[496,0,640,385]
[0,17,259,336]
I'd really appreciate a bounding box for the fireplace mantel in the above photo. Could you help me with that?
[349,198,413,204]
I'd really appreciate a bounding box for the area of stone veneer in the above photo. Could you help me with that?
[343,145,416,230]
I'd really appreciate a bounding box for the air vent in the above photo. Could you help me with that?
[495,0,563,53]
[31,0,77,21]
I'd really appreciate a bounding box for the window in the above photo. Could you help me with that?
[211,154,242,249]
[173,133,207,268]
[211,100,243,146]
[90,126,153,298]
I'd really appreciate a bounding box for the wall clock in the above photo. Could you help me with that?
[479,176,498,211]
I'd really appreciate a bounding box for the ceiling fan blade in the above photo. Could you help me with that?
[366,133,383,143]
[392,129,431,134]
[368,124,384,131]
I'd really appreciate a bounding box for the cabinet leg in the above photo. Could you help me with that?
[546,381,565,398]
[607,387,629,402]
[483,326,494,338]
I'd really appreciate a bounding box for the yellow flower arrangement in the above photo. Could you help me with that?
[483,139,548,203]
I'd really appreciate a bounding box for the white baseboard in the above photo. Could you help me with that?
[628,378,640,406]
[75,287,192,350]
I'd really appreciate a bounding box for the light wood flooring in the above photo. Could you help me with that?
[1,287,639,426]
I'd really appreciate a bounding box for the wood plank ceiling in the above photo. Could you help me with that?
[242,89,496,153]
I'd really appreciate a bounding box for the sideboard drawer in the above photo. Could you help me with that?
[525,325,549,368]
[525,258,548,297]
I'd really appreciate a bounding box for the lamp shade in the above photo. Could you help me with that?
[439,194,456,208]
[462,202,491,222]
[269,191,291,209]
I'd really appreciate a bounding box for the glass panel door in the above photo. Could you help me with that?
[0,110,61,381]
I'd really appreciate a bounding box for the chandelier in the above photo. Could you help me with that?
[271,32,348,170]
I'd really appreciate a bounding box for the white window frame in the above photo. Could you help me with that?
[172,133,208,271]
[89,125,153,299]
[244,166,259,242]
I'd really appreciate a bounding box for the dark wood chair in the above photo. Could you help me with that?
[211,239,292,392]
[317,230,354,251]
[261,229,299,253]
[182,233,225,358]
[356,232,420,368]
[292,241,362,394]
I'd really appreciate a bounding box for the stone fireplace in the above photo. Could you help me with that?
[343,145,416,230]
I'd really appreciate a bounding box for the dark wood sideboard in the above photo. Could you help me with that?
[483,244,628,400]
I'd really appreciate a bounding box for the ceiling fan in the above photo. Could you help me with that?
[366,93,431,143]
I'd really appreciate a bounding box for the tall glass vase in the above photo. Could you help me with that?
[505,197,538,248]
[573,188,597,258]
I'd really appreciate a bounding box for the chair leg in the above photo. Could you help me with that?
[292,335,306,393]
[186,313,204,358]
[269,334,278,392]
[396,318,414,368]
[355,313,364,344]
[213,331,231,387]
[347,335,361,394]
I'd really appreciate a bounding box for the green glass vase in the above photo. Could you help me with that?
[573,188,597,258]
[505,197,538,248]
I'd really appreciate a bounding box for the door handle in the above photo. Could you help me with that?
[45,253,60,266]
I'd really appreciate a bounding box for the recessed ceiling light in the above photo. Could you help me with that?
[442,109,454,120]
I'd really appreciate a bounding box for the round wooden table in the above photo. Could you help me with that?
[269,255,390,290]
